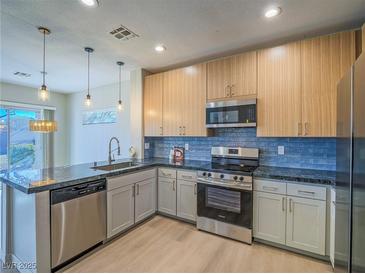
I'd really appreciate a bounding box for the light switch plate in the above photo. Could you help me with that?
[185,143,189,151]
[278,146,285,155]
[144,142,150,149]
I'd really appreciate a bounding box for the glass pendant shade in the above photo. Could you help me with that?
[29,120,57,133]
[38,84,49,101]
[117,100,123,111]
[85,94,92,107]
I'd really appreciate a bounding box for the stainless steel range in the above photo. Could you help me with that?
[197,146,259,244]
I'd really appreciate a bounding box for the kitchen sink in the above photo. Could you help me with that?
[92,161,140,171]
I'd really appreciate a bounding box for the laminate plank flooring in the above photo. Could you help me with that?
[65,216,332,273]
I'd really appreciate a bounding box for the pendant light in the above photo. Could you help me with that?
[38,27,50,101]
[84,47,94,107]
[116,61,124,111]
[29,26,58,133]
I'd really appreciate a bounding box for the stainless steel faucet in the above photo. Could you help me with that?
[108,137,120,163]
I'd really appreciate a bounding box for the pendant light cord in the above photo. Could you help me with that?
[119,64,121,101]
[87,51,90,96]
[42,30,46,86]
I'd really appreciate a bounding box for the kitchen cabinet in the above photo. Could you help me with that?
[257,42,302,137]
[253,179,327,256]
[330,188,335,268]
[135,177,156,223]
[362,23,365,52]
[163,63,207,136]
[177,177,197,222]
[158,177,177,216]
[144,73,163,136]
[301,31,356,137]
[286,196,326,255]
[107,184,135,238]
[207,51,257,101]
[253,191,286,245]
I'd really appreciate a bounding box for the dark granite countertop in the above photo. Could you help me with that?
[253,165,335,185]
[0,157,335,194]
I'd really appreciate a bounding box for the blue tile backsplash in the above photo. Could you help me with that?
[144,128,336,171]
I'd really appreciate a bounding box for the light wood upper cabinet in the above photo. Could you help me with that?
[207,51,257,101]
[144,73,163,136]
[362,23,365,52]
[163,64,207,136]
[257,42,302,137]
[301,31,356,137]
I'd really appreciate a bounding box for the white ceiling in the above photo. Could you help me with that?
[1,0,365,93]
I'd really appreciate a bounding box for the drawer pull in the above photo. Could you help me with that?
[282,197,285,211]
[182,175,193,180]
[262,186,278,191]
[194,183,197,195]
[289,198,293,212]
[172,180,176,191]
[298,190,315,195]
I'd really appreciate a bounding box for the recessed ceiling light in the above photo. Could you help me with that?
[155,45,166,52]
[265,7,282,18]
[80,0,99,7]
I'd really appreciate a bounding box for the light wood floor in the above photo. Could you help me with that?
[65,215,332,273]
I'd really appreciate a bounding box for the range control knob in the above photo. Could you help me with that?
[239,176,244,181]
[220,174,224,179]
[202,172,207,176]
[207,173,212,177]
[233,176,238,181]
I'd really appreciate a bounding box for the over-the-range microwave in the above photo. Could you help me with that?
[205,99,256,128]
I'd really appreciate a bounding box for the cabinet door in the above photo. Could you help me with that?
[163,69,183,136]
[135,178,156,223]
[177,180,197,222]
[363,23,365,52]
[286,196,326,255]
[253,191,286,244]
[207,57,231,100]
[107,184,135,238]
[180,63,207,136]
[144,73,163,136]
[301,31,355,137]
[257,42,302,137]
[158,177,177,216]
[330,189,335,268]
[230,51,257,97]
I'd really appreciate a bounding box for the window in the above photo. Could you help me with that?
[0,107,44,171]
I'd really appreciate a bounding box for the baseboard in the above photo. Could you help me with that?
[156,211,196,225]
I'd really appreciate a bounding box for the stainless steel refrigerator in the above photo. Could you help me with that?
[335,52,365,273]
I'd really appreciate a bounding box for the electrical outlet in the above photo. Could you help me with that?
[185,143,189,151]
[278,146,285,155]
[144,142,150,150]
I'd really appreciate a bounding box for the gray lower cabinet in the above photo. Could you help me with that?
[158,177,177,215]
[135,178,156,223]
[177,179,197,221]
[253,191,286,245]
[107,184,135,238]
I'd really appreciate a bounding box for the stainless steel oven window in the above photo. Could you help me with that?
[210,110,239,124]
[206,186,241,213]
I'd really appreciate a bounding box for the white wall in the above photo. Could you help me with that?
[67,80,131,164]
[0,82,69,166]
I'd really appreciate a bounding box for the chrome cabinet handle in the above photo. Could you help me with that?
[262,186,278,191]
[298,122,302,136]
[230,84,235,96]
[160,126,163,135]
[136,184,140,195]
[172,180,175,191]
[304,122,309,136]
[282,197,285,211]
[298,190,315,195]
[132,185,135,197]
[179,126,182,135]
[183,126,186,135]
[225,85,230,97]
[289,198,293,212]
[194,183,197,195]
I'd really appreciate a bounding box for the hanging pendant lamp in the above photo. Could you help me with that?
[38,27,50,101]
[116,61,124,111]
[30,26,58,133]
[84,47,94,107]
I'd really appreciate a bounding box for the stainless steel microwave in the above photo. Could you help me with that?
[205,99,256,128]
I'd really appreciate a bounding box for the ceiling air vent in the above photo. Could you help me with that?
[14,71,31,78]
[109,25,139,41]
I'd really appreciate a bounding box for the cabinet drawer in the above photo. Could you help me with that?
[254,179,286,195]
[158,168,177,179]
[108,168,156,191]
[177,170,197,182]
[287,183,326,201]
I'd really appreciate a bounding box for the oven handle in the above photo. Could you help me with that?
[197,178,252,191]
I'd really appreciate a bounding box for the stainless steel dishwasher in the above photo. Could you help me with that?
[51,179,106,269]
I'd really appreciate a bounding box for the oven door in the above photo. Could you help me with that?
[197,182,252,229]
[206,99,256,128]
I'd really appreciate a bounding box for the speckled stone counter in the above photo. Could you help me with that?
[0,158,336,194]
[253,165,335,185]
